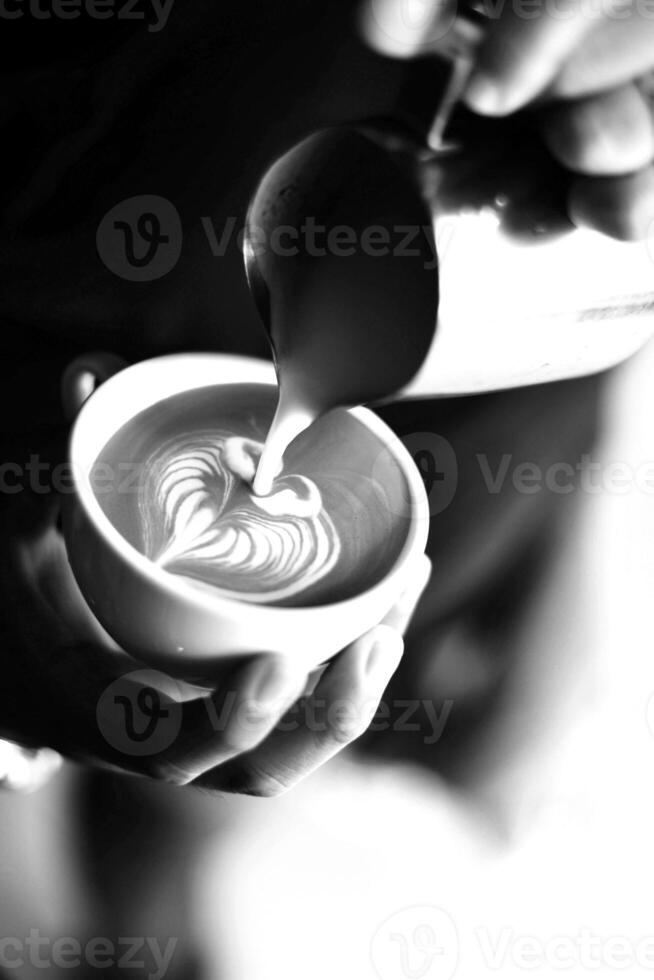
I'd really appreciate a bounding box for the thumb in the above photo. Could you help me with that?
[382,553,432,634]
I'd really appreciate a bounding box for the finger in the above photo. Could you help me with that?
[110,554,431,783]
[464,0,606,116]
[195,623,404,796]
[144,655,307,784]
[567,164,654,238]
[0,741,62,793]
[549,17,654,98]
[289,554,431,705]
[540,83,654,175]
[360,0,456,57]
[55,649,304,782]
[382,553,432,633]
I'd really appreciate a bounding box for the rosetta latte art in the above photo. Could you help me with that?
[139,432,341,603]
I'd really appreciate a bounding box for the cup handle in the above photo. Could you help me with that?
[61,351,127,422]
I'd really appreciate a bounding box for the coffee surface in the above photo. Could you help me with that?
[92,384,409,607]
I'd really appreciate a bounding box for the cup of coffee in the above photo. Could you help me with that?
[62,352,428,676]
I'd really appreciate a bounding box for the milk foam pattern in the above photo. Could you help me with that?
[140,434,341,603]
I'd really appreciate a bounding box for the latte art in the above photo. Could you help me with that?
[142,434,341,603]
[93,384,409,608]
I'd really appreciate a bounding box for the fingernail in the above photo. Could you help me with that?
[365,626,404,675]
[464,73,505,115]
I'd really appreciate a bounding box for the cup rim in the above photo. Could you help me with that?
[68,352,428,618]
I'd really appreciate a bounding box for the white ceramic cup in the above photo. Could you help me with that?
[62,352,429,676]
